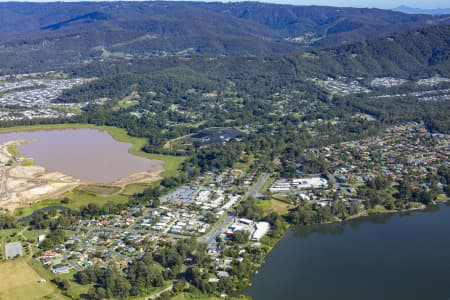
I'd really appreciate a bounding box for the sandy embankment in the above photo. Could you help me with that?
[0,141,82,212]
[0,140,163,212]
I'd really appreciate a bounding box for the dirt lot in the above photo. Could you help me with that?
[113,169,162,186]
[0,141,82,212]
[0,140,162,212]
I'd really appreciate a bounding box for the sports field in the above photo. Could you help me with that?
[0,259,61,300]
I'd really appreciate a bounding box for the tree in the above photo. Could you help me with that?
[349,202,360,215]
[232,230,249,244]
[331,200,347,219]
[238,198,263,220]
[289,202,314,225]
[40,229,66,250]
[0,213,16,229]
[203,212,217,224]
[59,279,70,291]
[416,189,433,204]
[173,279,186,294]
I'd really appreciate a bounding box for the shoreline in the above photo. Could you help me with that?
[0,125,172,213]
[0,123,185,178]
[0,140,82,212]
[244,202,450,300]
[242,198,449,297]
[1,137,165,184]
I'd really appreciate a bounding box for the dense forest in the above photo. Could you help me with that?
[0,1,449,72]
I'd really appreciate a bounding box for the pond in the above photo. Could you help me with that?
[0,128,163,183]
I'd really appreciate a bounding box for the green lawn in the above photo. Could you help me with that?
[120,183,154,196]
[233,154,255,172]
[0,228,20,239]
[22,229,49,243]
[112,93,139,111]
[172,293,250,300]
[367,205,395,214]
[257,199,292,216]
[56,271,91,299]
[436,194,449,202]
[68,187,129,206]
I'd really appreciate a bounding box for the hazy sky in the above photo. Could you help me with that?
[0,0,448,9]
[265,0,449,9]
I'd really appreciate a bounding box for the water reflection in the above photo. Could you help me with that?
[292,204,442,239]
[292,214,394,238]
[247,203,450,300]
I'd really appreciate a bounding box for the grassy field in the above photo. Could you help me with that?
[55,271,91,299]
[120,182,154,196]
[257,199,292,216]
[436,194,449,202]
[22,229,49,243]
[0,228,20,239]
[14,187,130,218]
[0,123,185,178]
[112,92,139,111]
[172,293,249,300]
[233,154,255,172]
[78,184,121,195]
[367,205,396,214]
[6,144,34,166]
[0,259,64,300]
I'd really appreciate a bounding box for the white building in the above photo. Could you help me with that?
[251,222,270,241]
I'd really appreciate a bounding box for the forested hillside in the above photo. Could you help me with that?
[0,1,449,72]
[58,24,450,83]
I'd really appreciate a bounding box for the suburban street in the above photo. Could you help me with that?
[248,172,269,199]
[197,215,234,247]
[197,172,269,248]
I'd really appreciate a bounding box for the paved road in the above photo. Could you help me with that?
[197,172,269,248]
[67,259,82,272]
[145,283,174,299]
[197,215,234,247]
[248,172,269,199]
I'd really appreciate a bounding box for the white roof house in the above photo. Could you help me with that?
[251,222,270,241]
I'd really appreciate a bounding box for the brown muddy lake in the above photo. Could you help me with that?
[0,128,163,183]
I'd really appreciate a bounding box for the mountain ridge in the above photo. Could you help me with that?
[392,5,450,15]
[0,1,449,71]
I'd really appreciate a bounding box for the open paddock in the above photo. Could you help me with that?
[0,259,62,300]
